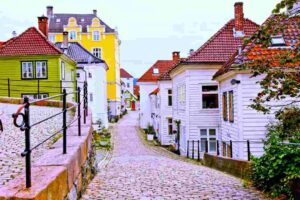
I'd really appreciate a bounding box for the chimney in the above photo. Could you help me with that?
[93,9,97,16]
[47,6,53,18]
[12,31,17,38]
[172,51,180,62]
[38,16,49,37]
[234,2,244,32]
[62,31,69,49]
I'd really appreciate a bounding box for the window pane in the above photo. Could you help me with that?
[202,85,218,92]
[209,129,216,136]
[209,138,216,152]
[201,138,207,152]
[200,129,207,136]
[203,94,218,109]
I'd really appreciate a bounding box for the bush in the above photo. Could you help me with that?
[251,107,300,199]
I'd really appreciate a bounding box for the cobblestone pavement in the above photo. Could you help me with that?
[82,111,267,200]
[0,103,71,186]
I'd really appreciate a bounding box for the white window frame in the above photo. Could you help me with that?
[69,31,77,40]
[22,93,48,100]
[21,62,33,79]
[61,61,65,80]
[200,128,217,153]
[92,31,100,41]
[201,85,219,110]
[35,61,47,79]
[92,48,102,59]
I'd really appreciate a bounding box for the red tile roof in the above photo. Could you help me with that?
[149,88,160,95]
[158,58,185,81]
[214,15,300,79]
[0,27,63,57]
[186,19,258,63]
[0,42,4,48]
[120,68,133,78]
[134,85,140,97]
[138,60,177,82]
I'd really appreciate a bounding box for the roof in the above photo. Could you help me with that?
[0,27,63,57]
[186,19,258,63]
[138,60,177,82]
[134,85,140,97]
[158,58,185,81]
[149,88,160,96]
[0,42,4,48]
[49,14,115,33]
[120,68,133,78]
[55,42,105,65]
[214,15,300,79]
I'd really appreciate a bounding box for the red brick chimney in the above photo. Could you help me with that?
[38,16,48,37]
[234,2,244,32]
[172,51,180,62]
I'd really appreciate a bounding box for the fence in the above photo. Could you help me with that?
[187,139,300,161]
[0,78,82,101]
[11,83,88,188]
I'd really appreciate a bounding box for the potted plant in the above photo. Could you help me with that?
[147,125,155,141]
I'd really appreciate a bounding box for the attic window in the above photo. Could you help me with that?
[81,18,85,22]
[271,35,286,46]
[56,18,61,23]
[153,68,159,74]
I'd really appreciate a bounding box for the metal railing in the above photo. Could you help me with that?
[11,81,88,188]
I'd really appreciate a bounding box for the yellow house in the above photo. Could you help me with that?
[46,6,121,117]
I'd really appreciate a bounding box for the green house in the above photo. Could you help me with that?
[0,26,77,100]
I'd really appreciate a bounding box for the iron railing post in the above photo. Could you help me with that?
[83,82,87,124]
[230,140,233,158]
[7,78,10,97]
[77,87,81,136]
[187,140,189,158]
[217,140,220,156]
[84,81,88,116]
[37,80,40,98]
[247,140,251,161]
[24,97,31,188]
[63,89,67,154]
[192,140,195,159]
[60,80,63,101]
[197,140,200,161]
[205,139,208,153]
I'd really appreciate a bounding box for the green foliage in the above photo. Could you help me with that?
[251,107,300,199]
[146,124,155,135]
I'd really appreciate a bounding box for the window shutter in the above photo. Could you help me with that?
[222,92,228,121]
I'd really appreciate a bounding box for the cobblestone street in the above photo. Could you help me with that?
[82,111,266,200]
[0,103,71,186]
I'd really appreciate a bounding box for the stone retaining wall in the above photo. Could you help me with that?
[203,153,251,180]
[0,99,95,200]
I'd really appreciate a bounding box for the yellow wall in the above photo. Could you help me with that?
[50,17,121,102]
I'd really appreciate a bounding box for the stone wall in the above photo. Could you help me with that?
[0,100,95,200]
[203,153,251,180]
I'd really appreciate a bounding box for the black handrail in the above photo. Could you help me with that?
[11,81,88,188]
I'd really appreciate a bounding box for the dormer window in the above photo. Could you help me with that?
[81,18,85,22]
[271,35,286,46]
[56,18,61,23]
[69,31,77,40]
[153,67,159,74]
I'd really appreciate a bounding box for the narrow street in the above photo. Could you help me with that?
[82,111,266,200]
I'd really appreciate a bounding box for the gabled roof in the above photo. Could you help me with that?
[49,14,115,33]
[55,42,105,65]
[134,85,140,97]
[186,19,259,63]
[120,68,133,78]
[149,88,160,96]
[0,27,63,57]
[158,58,185,81]
[213,15,300,79]
[138,60,177,82]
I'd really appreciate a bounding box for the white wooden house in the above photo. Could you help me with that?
[168,2,258,156]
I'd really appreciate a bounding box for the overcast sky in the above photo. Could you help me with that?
[0,0,281,77]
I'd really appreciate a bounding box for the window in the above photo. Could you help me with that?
[76,73,80,78]
[168,89,172,106]
[22,93,48,100]
[93,48,101,59]
[89,72,92,78]
[21,62,33,79]
[153,67,159,74]
[49,35,55,43]
[168,118,173,135]
[229,91,234,123]
[222,142,231,157]
[202,85,218,109]
[69,31,77,40]
[271,35,286,46]
[127,83,130,88]
[200,128,217,152]
[93,31,100,41]
[36,61,47,78]
[222,92,228,121]
[56,18,61,23]
[61,62,65,80]
[178,85,185,103]
[90,93,93,102]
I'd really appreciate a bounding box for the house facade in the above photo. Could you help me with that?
[120,68,137,109]
[46,6,121,118]
[0,17,77,101]
[213,14,300,160]
[169,2,258,156]
[55,33,108,128]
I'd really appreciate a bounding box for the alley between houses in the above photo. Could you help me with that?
[81,111,266,200]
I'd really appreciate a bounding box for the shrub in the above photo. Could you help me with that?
[251,107,300,199]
